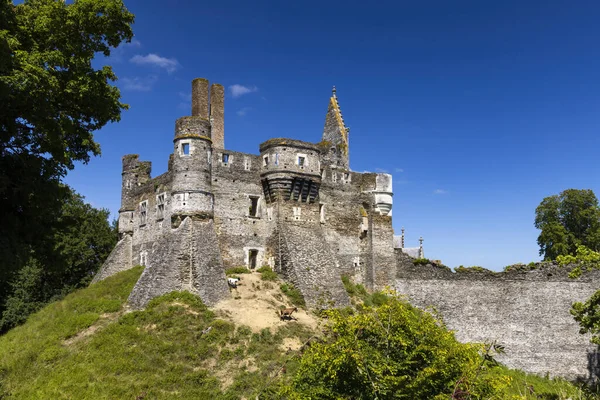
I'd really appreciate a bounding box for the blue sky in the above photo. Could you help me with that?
[64,0,600,270]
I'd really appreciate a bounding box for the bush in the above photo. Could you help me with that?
[225,266,250,275]
[413,258,431,266]
[281,293,509,399]
[454,265,495,274]
[280,283,306,307]
[257,266,278,281]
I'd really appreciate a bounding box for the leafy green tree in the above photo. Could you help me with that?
[0,186,116,332]
[280,293,508,399]
[557,246,600,346]
[535,189,600,260]
[0,0,133,306]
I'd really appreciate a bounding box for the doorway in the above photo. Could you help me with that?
[248,249,258,269]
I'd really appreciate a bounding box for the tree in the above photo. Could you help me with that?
[557,246,600,346]
[534,189,600,260]
[0,0,133,305]
[0,186,116,332]
[280,294,507,399]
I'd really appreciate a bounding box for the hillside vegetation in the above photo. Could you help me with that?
[0,267,594,399]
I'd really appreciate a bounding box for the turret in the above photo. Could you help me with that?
[119,154,151,236]
[259,139,322,204]
[171,78,220,217]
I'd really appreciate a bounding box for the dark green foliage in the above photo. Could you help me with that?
[0,186,117,332]
[535,189,600,260]
[0,0,133,321]
[279,283,305,307]
[412,258,431,265]
[257,266,278,281]
[341,274,389,307]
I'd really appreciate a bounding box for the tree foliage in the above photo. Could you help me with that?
[534,189,600,260]
[557,246,600,346]
[0,0,132,319]
[0,186,116,332]
[280,293,509,399]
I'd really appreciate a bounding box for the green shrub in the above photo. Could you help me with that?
[257,266,278,281]
[413,258,431,266]
[225,266,250,275]
[454,265,495,274]
[280,283,306,307]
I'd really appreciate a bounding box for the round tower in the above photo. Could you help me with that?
[171,78,215,217]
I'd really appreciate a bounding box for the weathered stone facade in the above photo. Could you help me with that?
[95,77,600,380]
[95,78,394,309]
[396,254,600,380]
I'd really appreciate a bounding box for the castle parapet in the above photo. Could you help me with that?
[259,138,321,203]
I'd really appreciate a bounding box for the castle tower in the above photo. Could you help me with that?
[119,154,151,237]
[321,86,350,170]
[171,78,216,217]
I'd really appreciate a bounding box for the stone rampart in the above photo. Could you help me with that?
[395,253,600,380]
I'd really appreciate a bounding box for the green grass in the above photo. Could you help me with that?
[0,267,312,399]
[225,266,250,275]
[0,267,594,400]
[257,266,278,281]
[484,365,597,399]
[279,283,306,307]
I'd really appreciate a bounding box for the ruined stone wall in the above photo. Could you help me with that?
[128,217,229,309]
[211,150,272,269]
[395,254,600,380]
[274,221,349,307]
[318,168,395,289]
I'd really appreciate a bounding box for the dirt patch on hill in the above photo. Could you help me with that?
[214,272,319,333]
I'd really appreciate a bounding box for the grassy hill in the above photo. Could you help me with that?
[0,267,595,399]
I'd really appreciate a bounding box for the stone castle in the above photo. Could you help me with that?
[96,78,600,381]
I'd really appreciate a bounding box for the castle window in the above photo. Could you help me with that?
[320,204,325,223]
[274,153,279,166]
[181,142,190,156]
[263,155,269,167]
[248,249,259,269]
[267,207,273,221]
[139,201,148,226]
[344,173,351,183]
[332,172,337,183]
[297,154,307,168]
[293,206,301,220]
[222,153,229,165]
[156,193,165,220]
[139,252,147,266]
[249,196,259,218]
[244,157,251,170]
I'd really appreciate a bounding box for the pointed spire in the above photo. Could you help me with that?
[322,85,349,169]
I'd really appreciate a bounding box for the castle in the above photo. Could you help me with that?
[95,77,409,309]
[96,78,600,381]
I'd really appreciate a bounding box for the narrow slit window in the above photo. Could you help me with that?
[320,204,325,223]
[274,153,279,166]
[222,153,229,164]
[156,194,165,220]
[139,201,148,226]
[182,143,190,155]
[263,155,269,166]
[249,196,259,217]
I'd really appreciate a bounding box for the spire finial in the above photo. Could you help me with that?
[419,236,423,246]
[332,86,337,98]
[401,227,405,248]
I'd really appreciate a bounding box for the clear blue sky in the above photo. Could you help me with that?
[64,0,600,271]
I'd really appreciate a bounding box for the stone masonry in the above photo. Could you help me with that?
[95,77,600,380]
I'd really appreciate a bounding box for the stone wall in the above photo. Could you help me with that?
[395,255,600,380]
[92,235,133,283]
[274,221,349,307]
[128,217,229,309]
